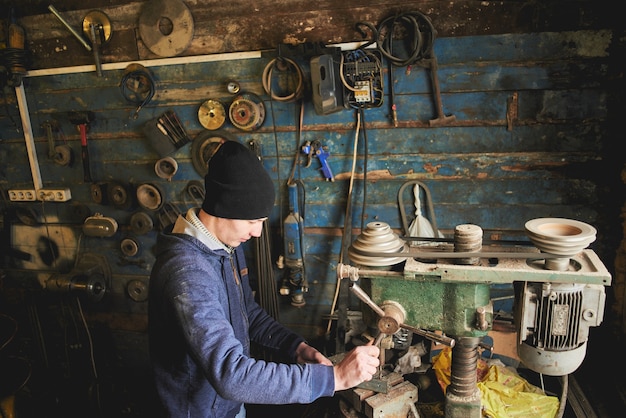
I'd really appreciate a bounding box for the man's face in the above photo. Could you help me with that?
[214,218,266,247]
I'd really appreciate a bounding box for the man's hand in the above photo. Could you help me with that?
[295,342,333,366]
[333,342,380,392]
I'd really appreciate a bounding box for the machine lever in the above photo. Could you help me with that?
[350,284,455,347]
[399,323,455,347]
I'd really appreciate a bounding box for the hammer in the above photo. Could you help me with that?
[69,111,95,183]
[427,55,456,127]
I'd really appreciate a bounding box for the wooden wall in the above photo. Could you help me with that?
[1,1,624,416]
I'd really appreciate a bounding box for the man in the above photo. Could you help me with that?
[148,140,379,417]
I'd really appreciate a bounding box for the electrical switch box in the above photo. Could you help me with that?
[341,49,384,109]
[310,54,345,115]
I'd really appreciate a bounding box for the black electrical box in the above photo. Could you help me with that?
[310,54,345,115]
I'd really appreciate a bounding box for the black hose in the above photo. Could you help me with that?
[375,11,436,67]
[119,68,156,119]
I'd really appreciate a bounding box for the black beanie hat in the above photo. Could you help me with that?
[202,140,275,220]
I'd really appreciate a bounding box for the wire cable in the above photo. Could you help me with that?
[374,11,436,67]
[327,109,361,336]
[120,67,156,119]
[262,57,305,102]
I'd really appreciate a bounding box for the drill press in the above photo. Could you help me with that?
[337,218,611,417]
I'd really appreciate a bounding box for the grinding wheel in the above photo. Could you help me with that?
[139,0,194,57]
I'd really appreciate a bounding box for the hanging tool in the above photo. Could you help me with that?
[427,54,456,126]
[48,5,92,52]
[82,10,112,77]
[301,140,334,181]
[42,120,73,166]
[280,182,307,307]
[69,111,95,183]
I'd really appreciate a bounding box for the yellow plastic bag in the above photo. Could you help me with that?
[432,347,560,418]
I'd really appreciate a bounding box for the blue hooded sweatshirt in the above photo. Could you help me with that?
[148,222,335,418]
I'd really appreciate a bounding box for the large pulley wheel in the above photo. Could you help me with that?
[138,0,194,57]
[228,93,265,131]
[191,130,235,176]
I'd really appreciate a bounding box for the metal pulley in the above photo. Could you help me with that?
[82,10,112,77]
[198,99,226,130]
[348,221,408,267]
[107,181,135,210]
[228,93,266,131]
[129,211,154,235]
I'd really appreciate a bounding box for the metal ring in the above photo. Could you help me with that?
[120,237,140,257]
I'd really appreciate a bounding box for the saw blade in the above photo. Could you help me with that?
[198,99,226,130]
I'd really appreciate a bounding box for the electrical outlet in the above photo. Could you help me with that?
[8,189,37,202]
[38,188,72,202]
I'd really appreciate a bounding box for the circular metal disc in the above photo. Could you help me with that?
[228,93,265,131]
[198,99,226,130]
[108,181,135,210]
[138,0,194,57]
[82,10,113,43]
[130,211,154,235]
[190,130,235,176]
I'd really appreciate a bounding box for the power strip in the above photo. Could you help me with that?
[8,188,72,202]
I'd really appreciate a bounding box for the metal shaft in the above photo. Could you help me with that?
[48,5,92,51]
